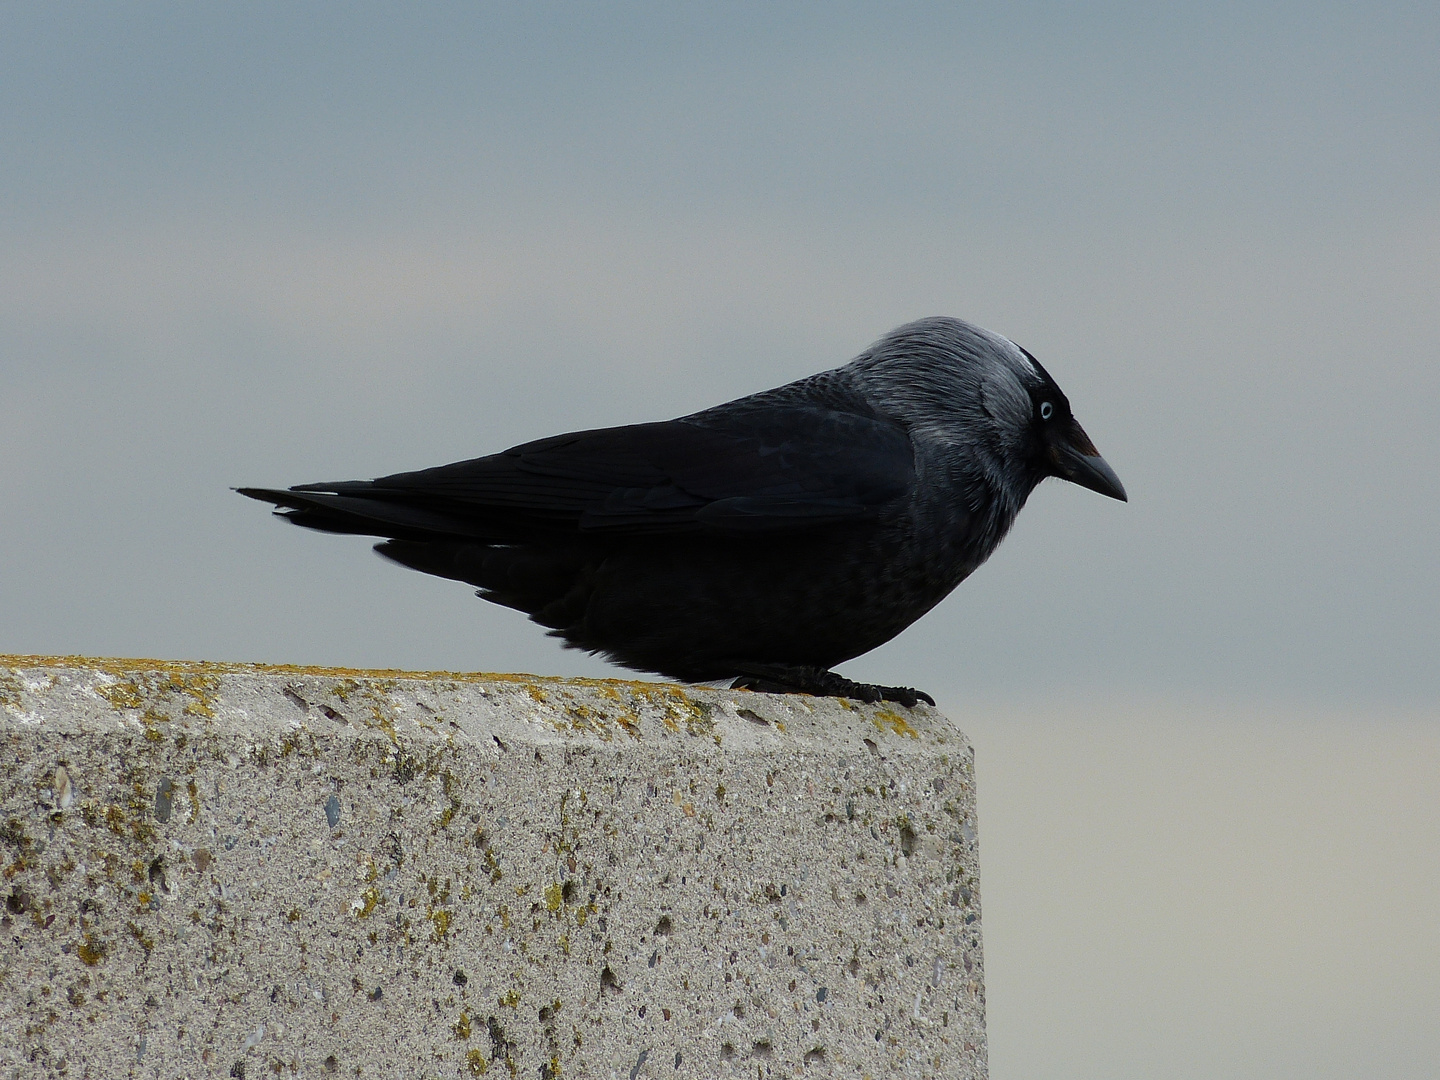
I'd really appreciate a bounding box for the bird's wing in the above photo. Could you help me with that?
[238,406,914,540]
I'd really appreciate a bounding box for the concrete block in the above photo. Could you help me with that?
[0,657,985,1079]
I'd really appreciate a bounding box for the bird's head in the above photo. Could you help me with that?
[851,317,1127,503]
[1008,344,1127,502]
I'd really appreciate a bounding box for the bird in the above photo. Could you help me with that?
[238,316,1125,707]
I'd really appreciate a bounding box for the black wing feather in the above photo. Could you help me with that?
[239,405,914,540]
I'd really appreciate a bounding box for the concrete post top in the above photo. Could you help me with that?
[1,657,985,1079]
[0,655,964,755]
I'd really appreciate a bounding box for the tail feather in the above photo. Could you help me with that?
[235,485,493,542]
[238,484,596,630]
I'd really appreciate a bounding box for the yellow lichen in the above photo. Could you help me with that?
[430,908,451,940]
[330,678,360,703]
[874,708,919,738]
[125,921,154,953]
[0,671,24,711]
[87,668,221,721]
[95,679,145,711]
[354,886,382,919]
[76,934,106,966]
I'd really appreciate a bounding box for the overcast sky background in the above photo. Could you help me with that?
[2,4,1437,1078]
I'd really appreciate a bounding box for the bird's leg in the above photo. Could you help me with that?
[729,664,935,708]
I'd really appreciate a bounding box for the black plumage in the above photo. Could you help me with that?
[239,317,1126,706]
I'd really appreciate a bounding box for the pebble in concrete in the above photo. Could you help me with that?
[0,657,986,1079]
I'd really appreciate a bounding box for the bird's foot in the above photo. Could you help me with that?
[729,665,935,708]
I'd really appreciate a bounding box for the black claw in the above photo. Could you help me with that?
[729,665,934,709]
[871,684,934,708]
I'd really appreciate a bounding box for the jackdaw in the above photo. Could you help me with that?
[239,316,1125,706]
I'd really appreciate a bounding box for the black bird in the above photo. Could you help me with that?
[239,317,1125,707]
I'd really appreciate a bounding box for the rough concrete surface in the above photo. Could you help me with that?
[0,657,985,1079]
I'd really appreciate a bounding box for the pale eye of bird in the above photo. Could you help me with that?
[1040,401,1054,420]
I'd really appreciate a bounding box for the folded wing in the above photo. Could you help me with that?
[237,405,915,542]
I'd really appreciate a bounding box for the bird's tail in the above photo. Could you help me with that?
[236,485,590,628]
[234,483,481,542]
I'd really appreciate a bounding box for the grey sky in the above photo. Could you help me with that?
[2,5,1437,1077]
[4,3,1435,705]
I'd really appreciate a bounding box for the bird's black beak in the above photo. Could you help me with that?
[1050,419,1127,502]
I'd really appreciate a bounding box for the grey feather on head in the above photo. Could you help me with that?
[847,316,1042,498]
